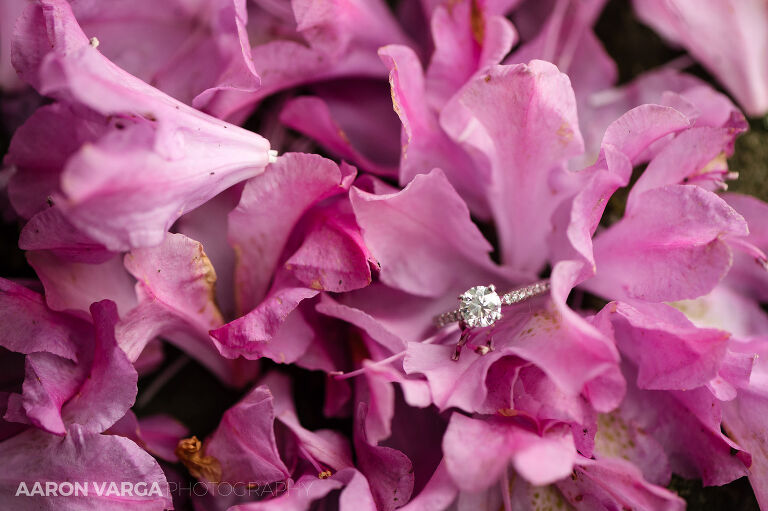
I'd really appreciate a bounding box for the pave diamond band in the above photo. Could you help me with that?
[433,280,550,329]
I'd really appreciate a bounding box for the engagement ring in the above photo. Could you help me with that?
[433,280,550,360]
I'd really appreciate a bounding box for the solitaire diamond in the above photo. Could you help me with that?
[459,285,502,328]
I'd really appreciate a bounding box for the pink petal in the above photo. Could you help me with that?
[207,0,411,120]
[351,169,508,298]
[501,262,620,397]
[58,301,137,433]
[57,117,266,251]
[356,371,395,445]
[210,275,319,361]
[592,409,672,486]
[507,0,615,137]
[19,207,113,263]
[335,282,461,346]
[634,0,768,116]
[404,342,504,412]
[557,457,685,511]
[117,233,232,382]
[132,339,164,376]
[361,360,432,409]
[620,363,749,486]
[124,233,223,337]
[261,372,354,472]
[283,204,373,294]
[0,0,26,91]
[378,44,490,218]
[0,425,171,510]
[291,0,408,56]
[13,351,82,435]
[67,0,259,108]
[439,60,584,271]
[316,294,407,354]
[11,0,271,250]
[723,389,768,509]
[579,68,742,160]
[548,145,632,274]
[513,365,596,431]
[426,2,517,109]
[107,410,189,463]
[27,251,137,318]
[229,153,353,313]
[6,103,104,219]
[628,127,744,202]
[443,413,577,490]
[549,104,727,291]
[600,105,690,164]
[724,193,768,302]
[397,460,457,511]
[229,469,376,511]
[354,403,415,511]
[117,231,261,383]
[609,301,730,390]
[175,186,243,319]
[191,0,262,109]
[0,277,80,360]
[8,301,136,436]
[0,388,27,442]
[588,185,748,302]
[279,85,399,177]
[204,385,290,484]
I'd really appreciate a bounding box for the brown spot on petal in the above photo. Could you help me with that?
[310,278,324,290]
[176,436,222,483]
[556,121,574,146]
[192,245,223,324]
[470,0,485,44]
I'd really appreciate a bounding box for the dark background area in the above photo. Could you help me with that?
[0,0,765,509]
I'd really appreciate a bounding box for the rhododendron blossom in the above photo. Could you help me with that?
[1,0,768,510]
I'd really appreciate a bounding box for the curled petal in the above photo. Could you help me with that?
[10,0,271,250]
[229,153,354,313]
[203,386,290,484]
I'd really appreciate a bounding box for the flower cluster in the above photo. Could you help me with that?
[1,0,768,510]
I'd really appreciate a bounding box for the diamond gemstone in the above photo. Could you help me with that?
[459,285,502,328]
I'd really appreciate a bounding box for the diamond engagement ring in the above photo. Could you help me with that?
[433,280,550,360]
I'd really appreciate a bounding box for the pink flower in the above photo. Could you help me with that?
[207,0,413,121]
[209,153,376,363]
[0,284,172,508]
[7,0,273,251]
[2,1,768,509]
